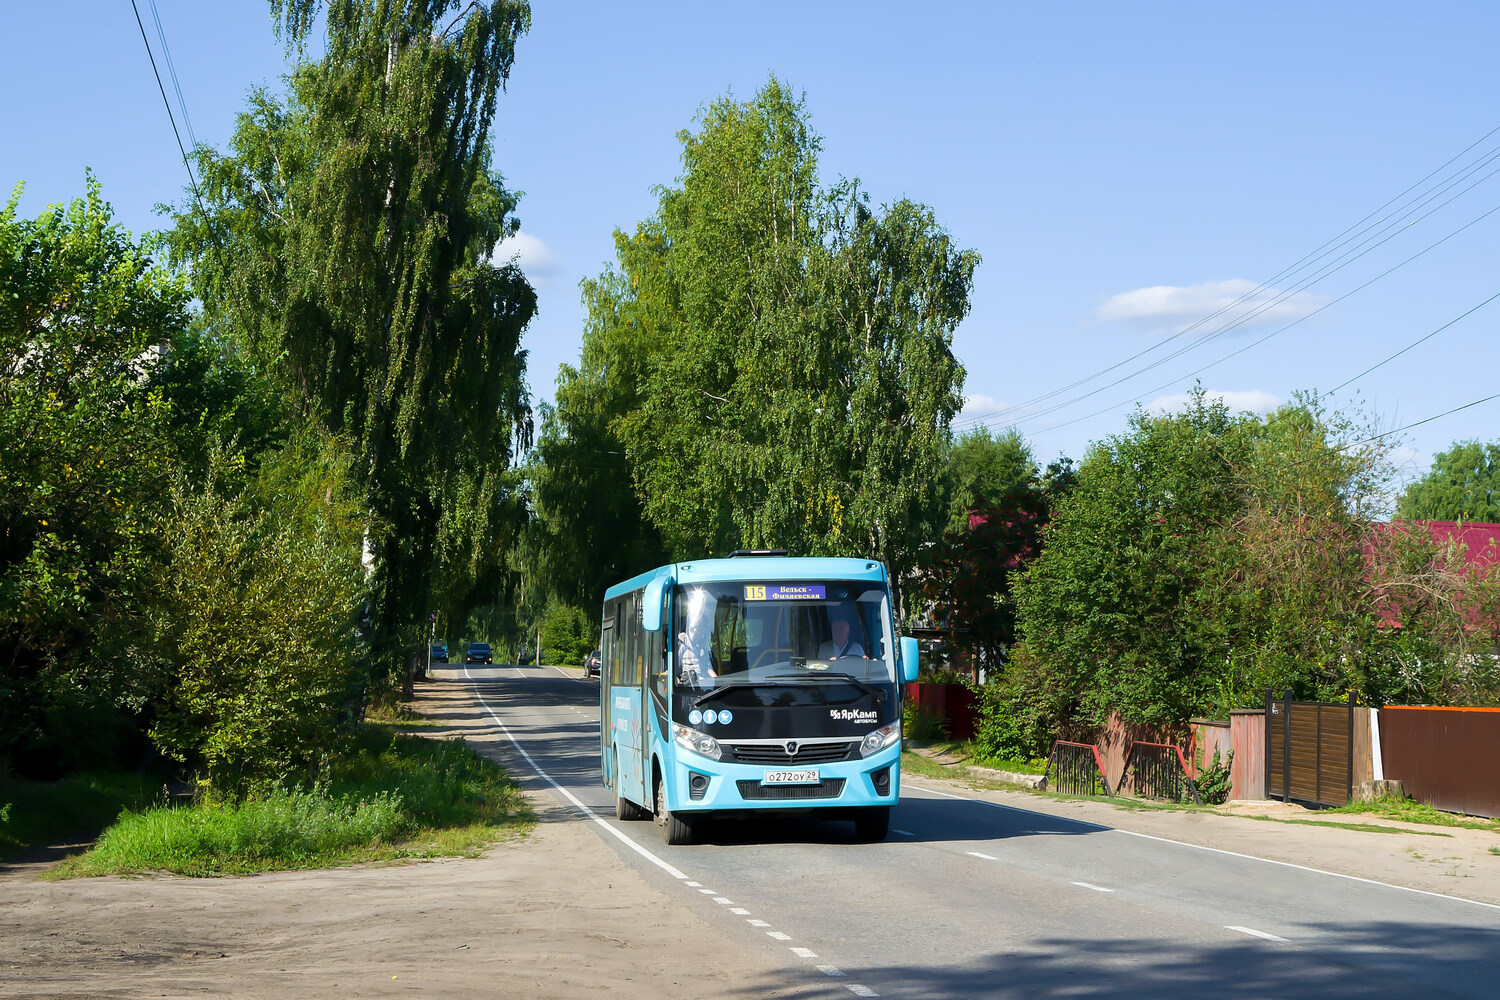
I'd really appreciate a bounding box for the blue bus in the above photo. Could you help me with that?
[598,552,919,844]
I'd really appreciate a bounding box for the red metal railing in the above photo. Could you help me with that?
[1045,740,1113,797]
[1120,741,1202,804]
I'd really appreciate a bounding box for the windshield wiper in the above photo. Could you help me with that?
[765,672,886,701]
[693,682,785,707]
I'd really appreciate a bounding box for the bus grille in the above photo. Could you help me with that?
[726,742,857,765]
[736,778,847,800]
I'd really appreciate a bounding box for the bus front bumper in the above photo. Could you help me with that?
[666,742,902,815]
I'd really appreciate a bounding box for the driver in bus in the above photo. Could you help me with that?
[676,590,715,687]
[818,610,866,660]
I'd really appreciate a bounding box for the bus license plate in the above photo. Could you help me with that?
[763,769,820,785]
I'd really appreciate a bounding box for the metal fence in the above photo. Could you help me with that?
[1379,706,1500,819]
[1044,740,1113,797]
[1265,689,1354,807]
[1118,741,1201,804]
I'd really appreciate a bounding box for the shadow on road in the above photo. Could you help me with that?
[719,918,1500,999]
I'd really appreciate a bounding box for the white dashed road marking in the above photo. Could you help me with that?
[966,851,998,861]
[1226,925,1289,943]
[464,665,881,995]
[912,782,1500,912]
[729,907,750,915]
[1071,881,1114,893]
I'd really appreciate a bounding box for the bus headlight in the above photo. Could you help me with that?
[860,719,902,757]
[673,724,722,761]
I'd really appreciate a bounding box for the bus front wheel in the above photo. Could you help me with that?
[853,806,890,842]
[655,778,696,846]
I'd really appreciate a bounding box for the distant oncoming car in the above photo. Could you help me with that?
[465,642,492,664]
[584,650,601,677]
[430,641,448,664]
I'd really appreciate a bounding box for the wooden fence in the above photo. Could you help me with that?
[1266,690,1355,807]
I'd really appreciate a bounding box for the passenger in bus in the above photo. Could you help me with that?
[818,611,866,660]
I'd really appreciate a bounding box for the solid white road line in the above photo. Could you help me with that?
[1226,925,1290,943]
[908,782,1500,913]
[463,664,688,881]
[1071,881,1115,893]
[466,664,883,995]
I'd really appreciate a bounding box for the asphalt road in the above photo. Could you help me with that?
[455,663,1500,1000]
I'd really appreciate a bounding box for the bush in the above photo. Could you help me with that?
[970,643,1062,763]
[1195,749,1234,805]
[149,434,367,796]
[902,702,949,742]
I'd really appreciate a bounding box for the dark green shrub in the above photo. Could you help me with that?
[1195,748,1234,805]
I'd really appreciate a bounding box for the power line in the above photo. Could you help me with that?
[148,0,199,153]
[965,157,1500,432]
[129,0,209,223]
[957,122,1500,430]
[1008,193,1500,437]
[1321,289,1500,400]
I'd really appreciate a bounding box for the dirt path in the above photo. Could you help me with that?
[0,681,796,1000]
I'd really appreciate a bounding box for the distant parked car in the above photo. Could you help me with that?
[465,642,493,664]
[430,641,448,664]
[584,650,601,677]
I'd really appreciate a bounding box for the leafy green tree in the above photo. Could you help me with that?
[551,80,977,598]
[1011,391,1394,733]
[942,427,1037,534]
[915,486,1049,677]
[0,178,189,774]
[537,602,596,667]
[168,0,536,682]
[1397,440,1500,522]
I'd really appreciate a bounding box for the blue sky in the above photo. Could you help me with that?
[5,2,1500,492]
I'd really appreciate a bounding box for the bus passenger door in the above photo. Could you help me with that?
[614,591,648,808]
[599,602,615,789]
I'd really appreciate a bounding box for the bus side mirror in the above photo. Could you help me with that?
[642,576,672,632]
[900,636,919,683]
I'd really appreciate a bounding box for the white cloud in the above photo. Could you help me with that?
[958,393,1008,424]
[1146,389,1282,416]
[492,230,563,285]
[1098,279,1324,333]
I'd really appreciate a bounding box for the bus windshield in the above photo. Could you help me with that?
[673,581,894,689]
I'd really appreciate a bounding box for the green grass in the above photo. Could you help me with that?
[1328,796,1500,832]
[1488,846,1499,856]
[48,728,532,879]
[899,749,1042,792]
[1243,814,1451,837]
[0,771,165,861]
